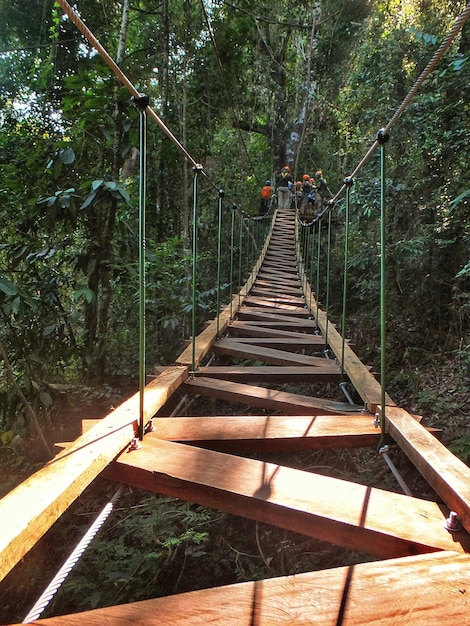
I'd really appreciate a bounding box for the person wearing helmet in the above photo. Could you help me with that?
[299,174,314,216]
[259,180,273,216]
[275,166,293,210]
[315,169,333,209]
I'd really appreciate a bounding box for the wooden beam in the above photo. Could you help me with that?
[220,337,324,349]
[211,339,329,366]
[0,366,188,583]
[196,365,342,383]
[385,405,470,534]
[29,551,470,625]
[228,321,319,340]
[30,551,470,625]
[183,377,360,415]
[105,438,470,558]
[151,414,390,452]
[239,306,309,317]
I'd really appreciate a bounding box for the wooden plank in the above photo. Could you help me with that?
[240,306,308,317]
[151,414,391,451]
[237,310,311,324]
[0,366,188,583]
[212,338,329,366]
[385,405,470,534]
[221,336,324,349]
[233,320,318,330]
[105,438,470,558]
[183,377,362,415]
[196,365,341,383]
[244,296,307,311]
[31,552,470,625]
[228,321,319,340]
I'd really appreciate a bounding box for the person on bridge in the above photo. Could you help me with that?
[259,180,273,215]
[299,174,313,216]
[275,165,293,210]
[314,169,333,208]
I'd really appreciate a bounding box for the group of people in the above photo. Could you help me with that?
[259,165,332,216]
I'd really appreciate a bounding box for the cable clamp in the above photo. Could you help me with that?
[131,93,150,111]
[192,163,204,172]
[377,128,390,144]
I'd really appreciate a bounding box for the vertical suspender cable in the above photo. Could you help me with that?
[216,190,224,338]
[341,180,353,377]
[324,208,333,351]
[191,166,203,373]
[378,130,390,441]
[309,221,316,313]
[315,221,322,327]
[238,212,243,307]
[229,205,236,320]
[134,97,149,440]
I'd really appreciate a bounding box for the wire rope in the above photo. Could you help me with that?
[22,486,124,623]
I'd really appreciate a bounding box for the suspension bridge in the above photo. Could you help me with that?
[2,203,470,624]
[2,1,470,623]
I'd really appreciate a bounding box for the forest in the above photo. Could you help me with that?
[0,0,469,620]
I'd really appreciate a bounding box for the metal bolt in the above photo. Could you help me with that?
[445,511,462,532]
[128,437,141,452]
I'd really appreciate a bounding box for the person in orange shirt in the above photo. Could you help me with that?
[259,180,273,215]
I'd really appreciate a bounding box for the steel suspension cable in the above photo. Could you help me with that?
[22,486,124,623]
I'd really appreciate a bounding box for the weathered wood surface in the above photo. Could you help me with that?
[222,336,324,348]
[385,405,470,534]
[0,366,188,583]
[228,321,319,339]
[239,306,309,317]
[183,376,359,415]
[195,365,342,383]
[211,338,330,366]
[106,438,470,558]
[245,295,305,311]
[150,414,391,451]
[30,551,470,625]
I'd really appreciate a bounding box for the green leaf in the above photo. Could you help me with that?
[92,179,104,191]
[0,277,19,296]
[59,147,75,165]
[39,391,53,407]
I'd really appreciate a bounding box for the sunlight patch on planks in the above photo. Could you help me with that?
[27,551,470,625]
[106,438,470,559]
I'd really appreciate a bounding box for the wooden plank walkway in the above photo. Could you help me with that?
[3,207,470,624]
